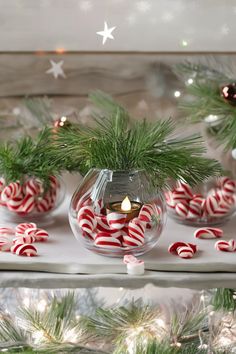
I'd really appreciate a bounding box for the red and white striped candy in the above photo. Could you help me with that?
[25,228,49,242]
[81,231,95,241]
[165,191,175,209]
[17,194,35,214]
[94,232,121,248]
[128,217,145,242]
[217,176,231,189]
[1,182,22,202]
[77,206,97,234]
[123,234,144,247]
[187,200,202,219]
[194,227,223,239]
[7,197,24,212]
[0,227,15,236]
[13,235,35,244]
[175,202,189,218]
[15,223,37,237]
[49,175,60,190]
[107,212,127,230]
[176,181,193,199]
[35,197,52,213]
[11,243,37,256]
[214,204,231,217]
[215,239,236,252]
[25,178,44,196]
[168,242,197,254]
[222,180,236,197]
[177,246,194,259]
[172,189,189,205]
[0,236,13,251]
[96,215,122,237]
[204,195,219,216]
[139,204,154,223]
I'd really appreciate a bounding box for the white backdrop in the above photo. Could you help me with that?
[0,0,235,52]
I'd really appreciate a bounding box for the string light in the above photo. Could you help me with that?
[187,78,194,85]
[174,90,181,98]
[181,40,188,47]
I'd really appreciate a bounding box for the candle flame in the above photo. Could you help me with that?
[121,196,131,211]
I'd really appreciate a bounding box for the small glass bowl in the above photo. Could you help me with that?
[0,175,65,225]
[166,177,236,226]
[69,169,166,257]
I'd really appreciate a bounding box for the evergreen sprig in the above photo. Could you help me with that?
[0,128,62,186]
[177,61,236,150]
[53,91,221,188]
[212,288,236,312]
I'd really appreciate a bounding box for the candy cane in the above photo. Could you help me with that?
[94,232,122,248]
[1,182,22,202]
[0,236,13,251]
[107,212,127,230]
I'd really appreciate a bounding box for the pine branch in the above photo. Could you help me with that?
[0,128,62,186]
[24,97,54,125]
[211,289,236,312]
[52,91,221,188]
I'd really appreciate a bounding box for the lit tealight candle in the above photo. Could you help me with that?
[107,196,142,222]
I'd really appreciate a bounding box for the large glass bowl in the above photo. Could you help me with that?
[166,177,236,226]
[69,169,166,257]
[0,175,65,225]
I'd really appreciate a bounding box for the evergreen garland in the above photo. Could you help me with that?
[53,91,221,188]
[0,291,232,354]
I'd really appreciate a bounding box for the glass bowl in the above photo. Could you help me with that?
[0,175,65,225]
[165,177,236,226]
[69,169,166,257]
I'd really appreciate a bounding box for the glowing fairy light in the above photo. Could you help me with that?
[37,299,47,312]
[174,91,181,98]
[187,78,194,85]
[181,40,188,47]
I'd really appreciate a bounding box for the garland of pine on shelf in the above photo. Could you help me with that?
[51,90,222,189]
[1,290,236,353]
[176,61,236,151]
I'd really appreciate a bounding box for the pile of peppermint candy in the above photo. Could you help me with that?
[0,176,60,215]
[77,201,160,250]
[0,222,49,257]
[165,177,236,221]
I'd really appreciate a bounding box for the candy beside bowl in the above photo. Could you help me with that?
[165,177,236,226]
[0,175,65,225]
[69,169,166,257]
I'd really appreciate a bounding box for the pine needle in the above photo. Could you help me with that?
[53,91,221,188]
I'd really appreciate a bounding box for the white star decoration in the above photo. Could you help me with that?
[46,60,66,79]
[97,21,116,45]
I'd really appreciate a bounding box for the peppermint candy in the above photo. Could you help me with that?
[107,212,127,230]
[175,202,189,218]
[215,239,236,252]
[0,177,5,191]
[13,235,35,244]
[194,227,223,239]
[187,200,202,219]
[165,191,175,209]
[1,182,22,202]
[94,232,122,248]
[176,180,193,199]
[25,178,44,196]
[128,218,145,243]
[17,194,35,214]
[139,204,154,223]
[168,242,197,259]
[96,215,122,238]
[77,206,97,234]
[0,236,13,251]
[25,228,49,242]
[172,189,189,205]
[35,193,53,213]
[15,223,37,237]
[7,197,24,212]
[122,234,144,247]
[0,227,15,236]
[15,222,36,235]
[11,243,37,257]
[204,195,219,216]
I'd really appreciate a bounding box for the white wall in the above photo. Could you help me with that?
[0,0,235,52]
